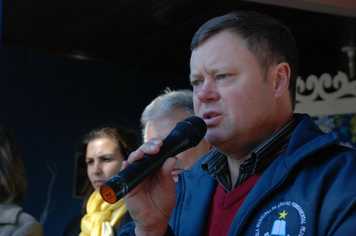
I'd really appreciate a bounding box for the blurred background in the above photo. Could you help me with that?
[0,0,355,235]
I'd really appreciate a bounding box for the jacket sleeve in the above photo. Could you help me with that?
[118,221,175,236]
[328,196,356,235]
[14,213,44,236]
[117,221,136,236]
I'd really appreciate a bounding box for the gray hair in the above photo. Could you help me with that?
[140,88,194,139]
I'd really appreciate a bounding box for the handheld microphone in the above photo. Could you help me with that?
[100,116,207,203]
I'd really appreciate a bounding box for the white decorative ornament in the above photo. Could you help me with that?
[295,71,356,116]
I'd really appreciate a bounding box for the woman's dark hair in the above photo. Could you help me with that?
[0,127,27,205]
[82,124,140,161]
[79,124,140,214]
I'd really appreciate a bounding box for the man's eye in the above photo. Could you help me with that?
[190,80,201,87]
[217,74,228,80]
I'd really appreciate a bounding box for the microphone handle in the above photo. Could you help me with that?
[100,130,190,203]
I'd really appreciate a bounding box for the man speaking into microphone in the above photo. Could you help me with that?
[118,11,356,236]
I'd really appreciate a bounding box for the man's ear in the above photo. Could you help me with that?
[273,62,291,98]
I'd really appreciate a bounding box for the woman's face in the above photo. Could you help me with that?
[85,138,125,192]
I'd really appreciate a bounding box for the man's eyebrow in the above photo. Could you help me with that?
[189,73,199,80]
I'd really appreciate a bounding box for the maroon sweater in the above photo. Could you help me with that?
[205,171,264,236]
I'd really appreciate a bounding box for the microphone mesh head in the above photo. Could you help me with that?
[175,116,207,146]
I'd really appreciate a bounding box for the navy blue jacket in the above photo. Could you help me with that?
[120,114,356,235]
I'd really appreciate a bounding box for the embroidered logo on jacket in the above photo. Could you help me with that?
[254,201,306,236]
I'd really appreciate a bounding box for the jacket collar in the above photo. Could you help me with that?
[229,113,340,235]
